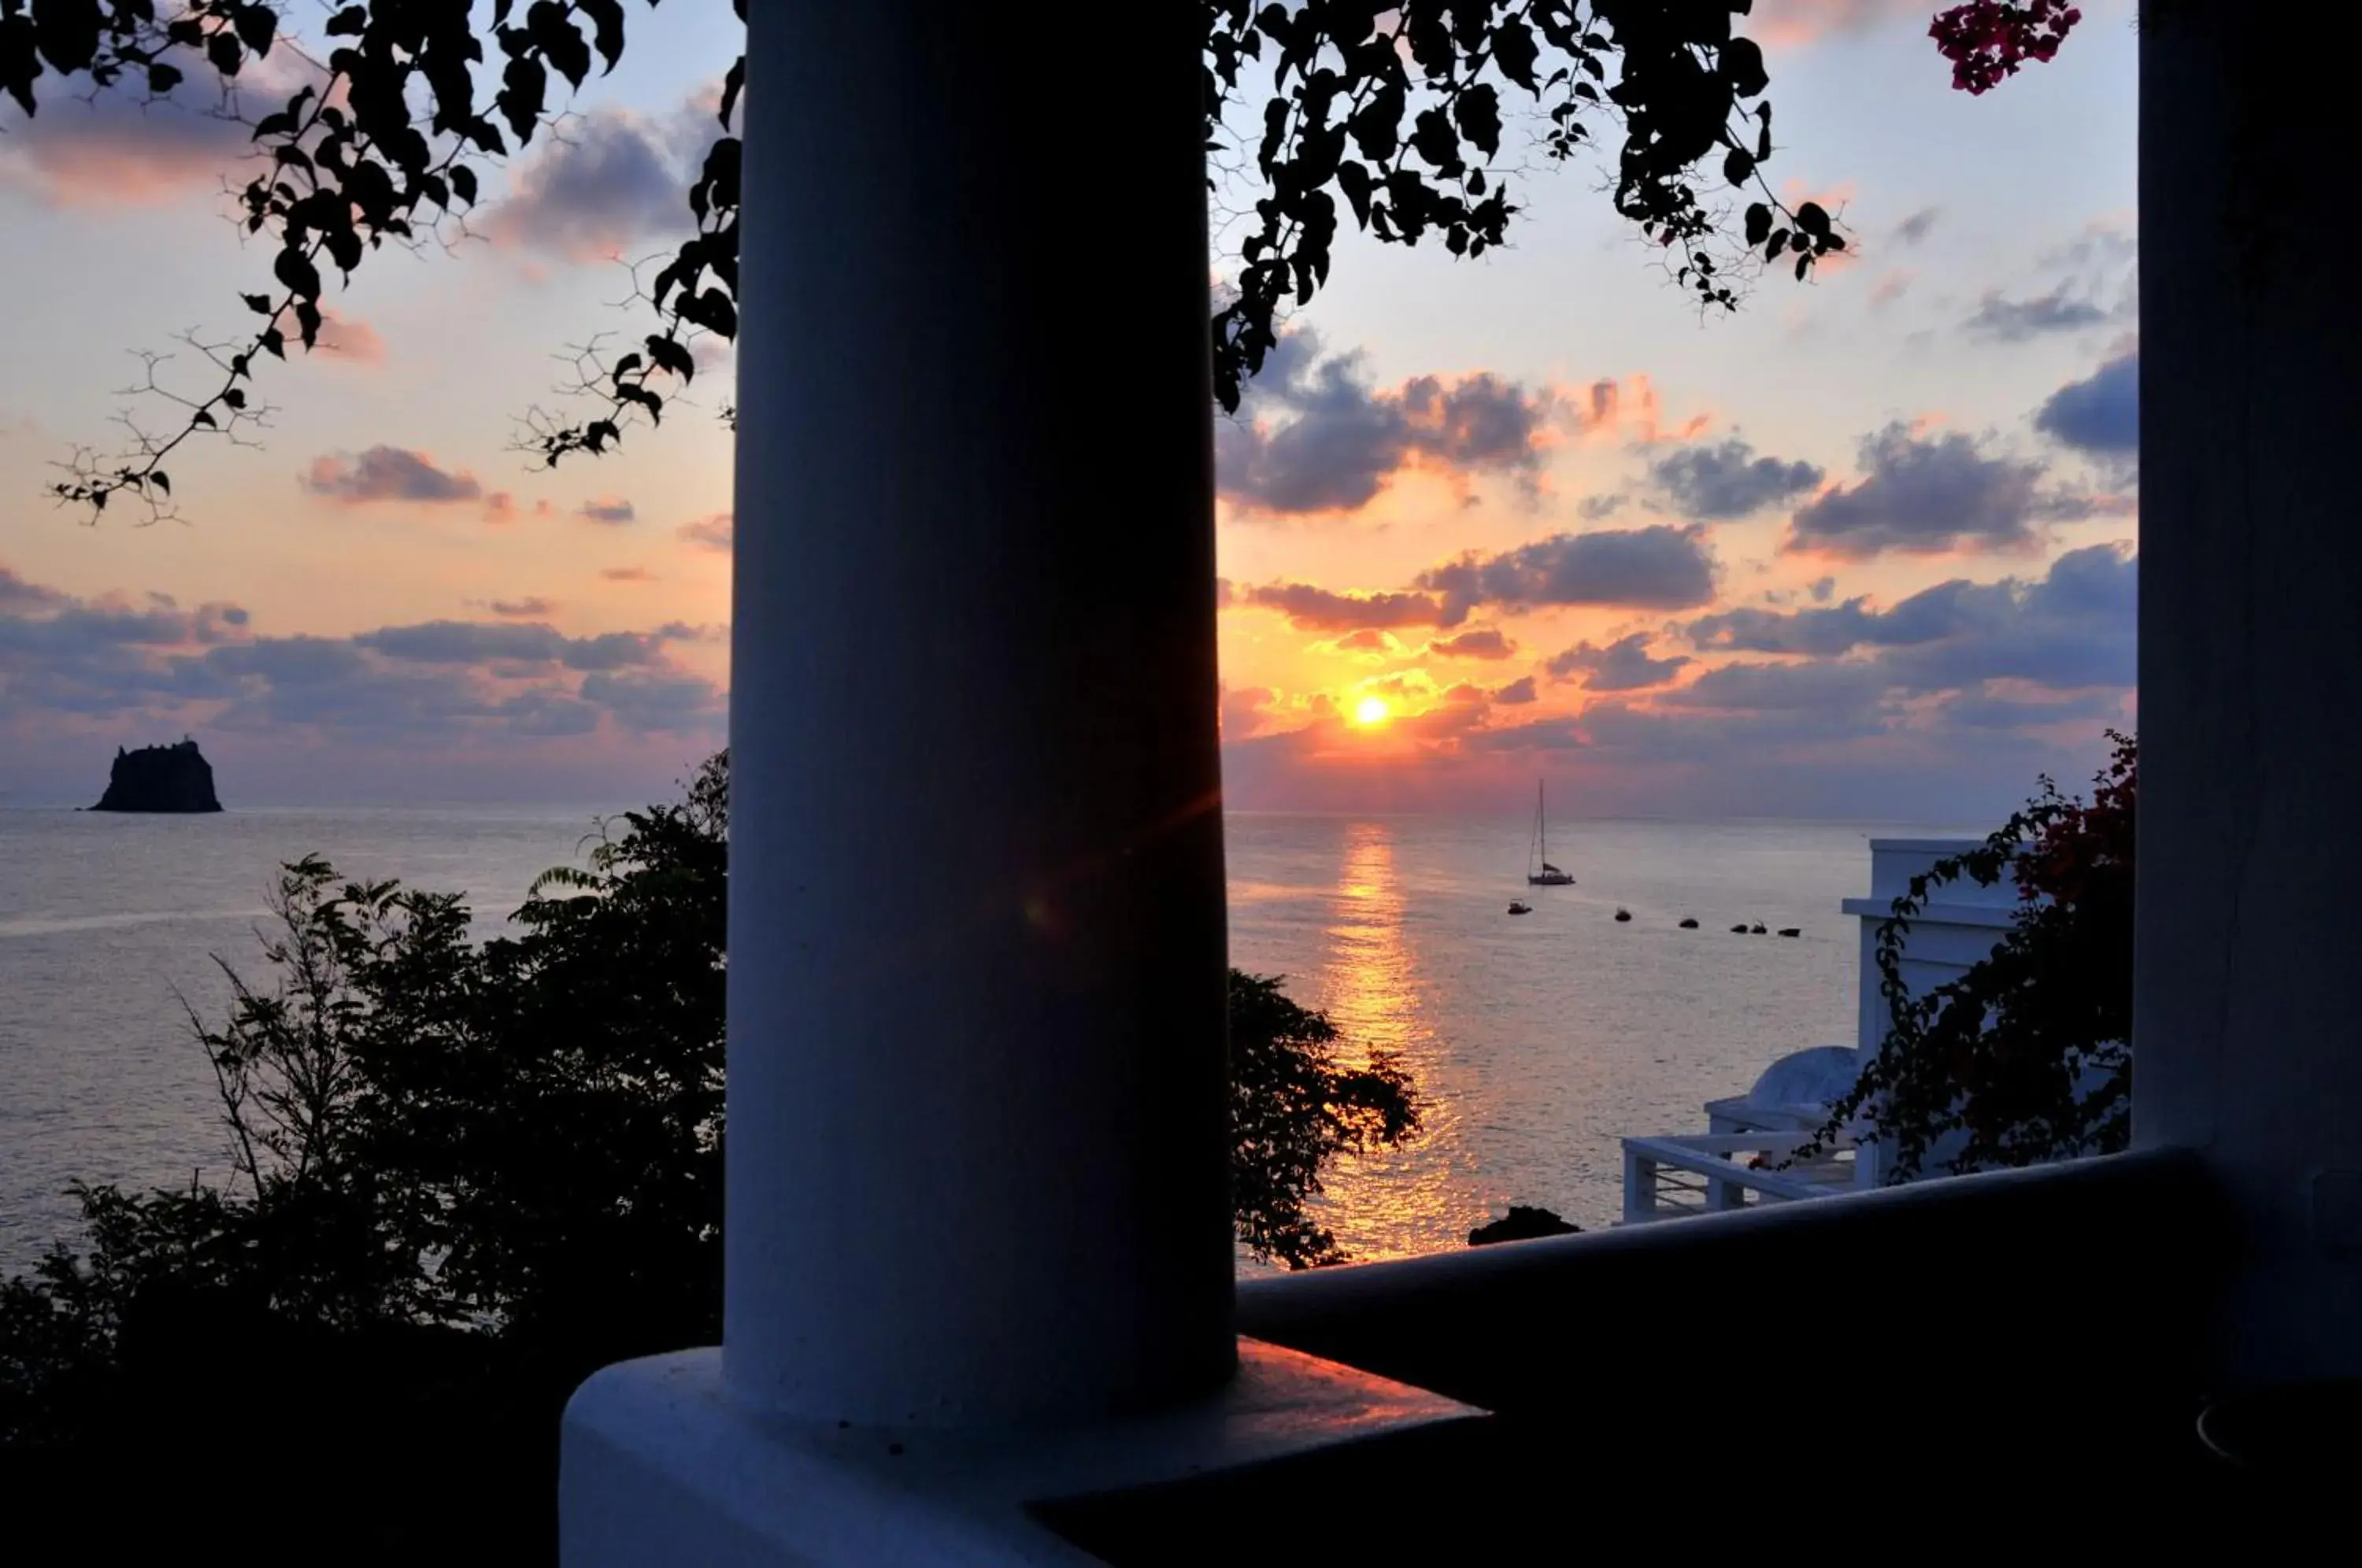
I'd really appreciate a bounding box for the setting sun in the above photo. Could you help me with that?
[1353,696,1392,727]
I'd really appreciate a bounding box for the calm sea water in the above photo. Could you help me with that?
[0,805,1958,1272]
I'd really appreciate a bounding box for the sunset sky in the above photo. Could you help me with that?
[0,2,2138,819]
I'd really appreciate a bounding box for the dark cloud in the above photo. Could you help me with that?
[302,447,482,505]
[578,497,637,524]
[1220,685,1280,741]
[1416,525,1718,618]
[495,690,603,738]
[1964,287,2110,342]
[488,598,557,619]
[1577,494,1627,520]
[484,99,721,260]
[0,566,72,615]
[354,620,686,671]
[1894,207,1940,245]
[1546,634,1692,691]
[1424,628,1518,660]
[601,567,656,582]
[1937,687,2127,731]
[0,560,721,760]
[678,512,734,551]
[1493,676,1538,704]
[1687,544,2136,693]
[578,669,727,734]
[1649,438,1824,520]
[1786,423,2065,558]
[1238,582,1453,631]
[1216,331,1555,514]
[2034,348,2138,457]
[1657,658,1898,713]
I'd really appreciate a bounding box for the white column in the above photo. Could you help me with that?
[725,5,1233,1424]
[2134,4,2362,1385]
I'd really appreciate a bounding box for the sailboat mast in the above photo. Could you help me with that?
[1537,779,1546,866]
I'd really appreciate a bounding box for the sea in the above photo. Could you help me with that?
[0,805,1972,1274]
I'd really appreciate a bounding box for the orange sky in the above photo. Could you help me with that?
[0,3,2140,816]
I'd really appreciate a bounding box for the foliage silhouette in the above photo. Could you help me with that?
[1794,730,2135,1180]
[2,753,1416,1475]
[0,1,2094,516]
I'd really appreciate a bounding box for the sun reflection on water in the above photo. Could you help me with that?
[1309,822,1464,1263]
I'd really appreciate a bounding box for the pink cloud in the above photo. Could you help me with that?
[0,50,331,207]
[0,94,251,205]
[1751,0,1935,46]
[1567,375,1712,446]
[302,447,481,505]
[270,304,387,364]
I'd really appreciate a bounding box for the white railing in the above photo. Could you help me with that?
[1620,1128,1868,1223]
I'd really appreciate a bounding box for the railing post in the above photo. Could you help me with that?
[1623,1148,1658,1223]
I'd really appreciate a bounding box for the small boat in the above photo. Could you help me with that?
[1730,923,1750,934]
[1508,900,1533,915]
[1679,917,1699,930]
[1750,923,1768,935]
[1526,781,1575,886]
[1778,927,1801,938]
[1613,908,1632,923]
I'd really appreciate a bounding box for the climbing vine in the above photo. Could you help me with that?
[1799,731,2136,1182]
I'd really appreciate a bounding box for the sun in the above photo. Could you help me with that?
[1353,695,1392,727]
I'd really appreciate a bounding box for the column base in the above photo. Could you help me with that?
[560,1337,1485,1566]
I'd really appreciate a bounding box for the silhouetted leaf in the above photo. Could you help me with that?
[1337,158,1372,227]
[31,0,101,74]
[274,247,320,301]
[1491,17,1538,91]
[1453,83,1500,158]
[0,17,39,116]
[645,335,694,381]
[528,2,590,90]
[234,5,276,56]
[719,54,745,127]
[1721,36,1768,97]
[1409,105,1458,171]
[497,56,544,140]
[579,0,625,73]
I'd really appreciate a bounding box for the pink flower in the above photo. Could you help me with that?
[1929,1,2083,94]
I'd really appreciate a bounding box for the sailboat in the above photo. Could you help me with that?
[1526,781,1575,886]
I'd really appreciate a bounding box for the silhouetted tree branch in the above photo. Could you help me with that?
[4,2,2090,515]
